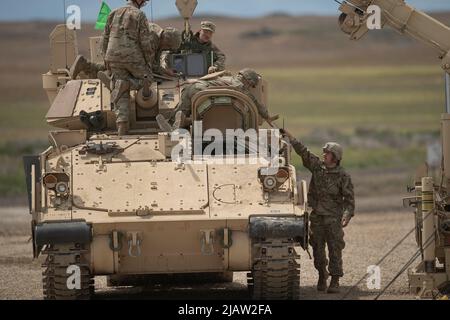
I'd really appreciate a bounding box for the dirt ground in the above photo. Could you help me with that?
[0,197,420,300]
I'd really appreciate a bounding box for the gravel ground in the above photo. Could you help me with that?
[0,204,418,300]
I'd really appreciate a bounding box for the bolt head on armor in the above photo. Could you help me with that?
[200,21,216,33]
[322,142,343,161]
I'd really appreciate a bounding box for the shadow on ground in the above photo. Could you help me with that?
[94,281,250,300]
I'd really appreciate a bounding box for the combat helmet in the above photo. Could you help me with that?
[162,27,182,50]
[323,142,343,162]
[238,68,261,88]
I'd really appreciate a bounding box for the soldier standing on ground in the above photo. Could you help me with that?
[180,21,226,74]
[281,129,355,294]
[100,0,154,136]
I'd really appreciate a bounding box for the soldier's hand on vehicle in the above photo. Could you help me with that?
[342,213,352,228]
[280,128,295,141]
[166,69,178,77]
[208,66,218,74]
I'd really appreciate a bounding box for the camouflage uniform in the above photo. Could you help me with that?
[291,139,355,277]
[177,74,269,119]
[148,23,182,76]
[179,21,226,72]
[75,23,177,86]
[100,1,154,123]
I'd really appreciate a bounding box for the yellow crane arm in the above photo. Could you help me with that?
[338,0,450,72]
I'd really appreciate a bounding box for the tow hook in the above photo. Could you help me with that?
[200,229,215,256]
[127,232,142,258]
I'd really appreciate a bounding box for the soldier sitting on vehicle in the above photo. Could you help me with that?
[281,129,355,294]
[171,68,276,127]
[179,21,226,74]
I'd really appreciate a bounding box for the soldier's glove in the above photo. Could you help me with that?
[342,213,352,228]
[165,69,178,77]
[280,128,295,141]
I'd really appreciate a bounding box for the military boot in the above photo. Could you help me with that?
[98,70,113,90]
[317,271,329,292]
[172,110,184,130]
[327,276,340,294]
[111,80,130,104]
[117,121,128,136]
[156,114,173,132]
[69,55,89,79]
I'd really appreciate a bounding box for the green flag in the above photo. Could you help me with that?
[95,2,112,30]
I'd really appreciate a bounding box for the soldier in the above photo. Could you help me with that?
[147,24,182,76]
[70,26,181,81]
[180,21,226,74]
[100,0,154,136]
[281,129,355,294]
[176,68,271,122]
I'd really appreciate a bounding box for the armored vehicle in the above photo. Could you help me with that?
[337,0,450,298]
[23,0,308,300]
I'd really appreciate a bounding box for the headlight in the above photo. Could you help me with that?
[43,174,58,188]
[276,168,289,184]
[263,176,277,190]
[258,167,290,192]
[43,173,70,195]
[55,182,69,194]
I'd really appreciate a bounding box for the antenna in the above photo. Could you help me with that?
[63,0,68,69]
[151,0,154,22]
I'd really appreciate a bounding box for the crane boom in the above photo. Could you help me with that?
[338,0,450,72]
[337,1,450,298]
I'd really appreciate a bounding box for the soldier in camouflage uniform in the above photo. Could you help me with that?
[70,26,181,86]
[147,24,182,76]
[282,130,355,294]
[176,68,270,122]
[100,0,154,136]
[179,21,226,74]
[70,25,181,81]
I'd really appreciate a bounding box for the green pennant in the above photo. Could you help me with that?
[95,2,112,30]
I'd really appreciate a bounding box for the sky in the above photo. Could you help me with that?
[1,0,450,22]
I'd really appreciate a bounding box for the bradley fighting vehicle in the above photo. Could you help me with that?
[23,0,308,299]
[337,0,450,297]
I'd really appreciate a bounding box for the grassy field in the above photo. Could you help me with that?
[264,65,444,134]
[263,65,444,169]
[0,64,445,196]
